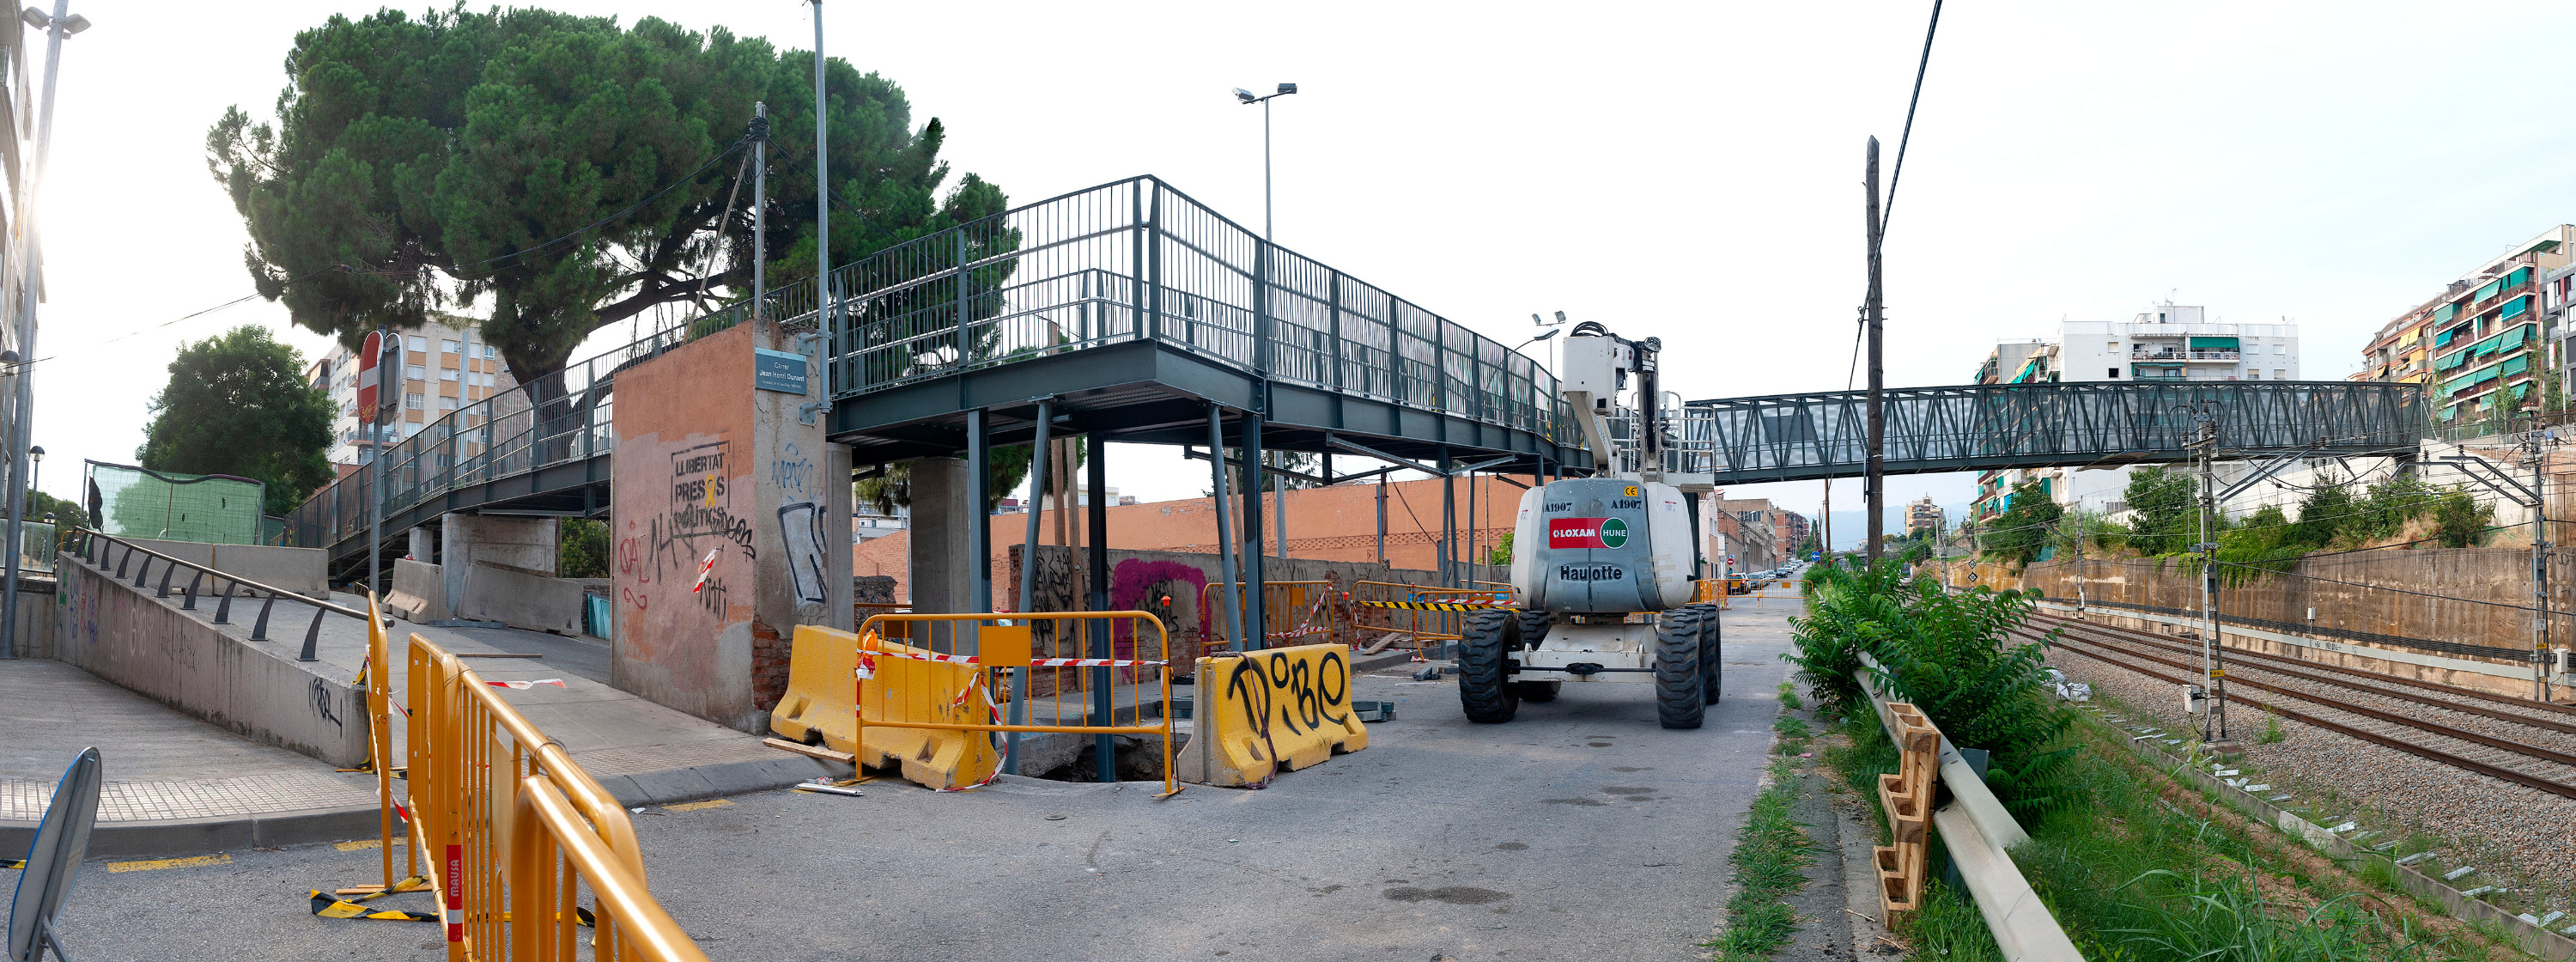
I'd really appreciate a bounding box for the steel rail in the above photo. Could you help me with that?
[2038,611,2576,714]
[2040,616,2576,735]
[2026,626,2576,770]
[2037,629,2576,801]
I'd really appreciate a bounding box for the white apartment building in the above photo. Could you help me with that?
[2057,303,2302,384]
[304,316,517,466]
[1974,303,2305,521]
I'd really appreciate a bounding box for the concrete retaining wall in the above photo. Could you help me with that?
[52,557,368,767]
[457,561,586,635]
[125,539,328,597]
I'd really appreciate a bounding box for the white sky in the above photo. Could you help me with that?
[21,1,2576,532]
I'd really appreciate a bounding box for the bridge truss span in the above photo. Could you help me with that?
[1670,381,2428,485]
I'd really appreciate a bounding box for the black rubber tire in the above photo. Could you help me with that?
[1697,603,1723,705]
[1510,680,1563,702]
[1517,609,1553,648]
[1654,608,1706,729]
[1458,610,1521,723]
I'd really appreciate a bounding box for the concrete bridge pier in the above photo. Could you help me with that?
[441,514,558,616]
[607,322,853,733]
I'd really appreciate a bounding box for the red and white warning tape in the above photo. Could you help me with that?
[862,648,1158,668]
[486,679,567,690]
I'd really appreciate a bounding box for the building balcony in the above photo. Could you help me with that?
[2131,349,2239,361]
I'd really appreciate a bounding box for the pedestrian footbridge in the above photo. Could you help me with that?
[283,174,2427,581]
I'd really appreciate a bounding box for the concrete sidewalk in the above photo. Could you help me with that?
[5,582,829,858]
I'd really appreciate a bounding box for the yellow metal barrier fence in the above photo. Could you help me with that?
[1200,581,1336,648]
[1348,581,1507,657]
[347,591,707,961]
[854,612,1176,795]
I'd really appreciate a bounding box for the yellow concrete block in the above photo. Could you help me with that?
[769,624,999,790]
[1176,642,1369,787]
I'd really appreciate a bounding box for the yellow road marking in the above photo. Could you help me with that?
[107,854,230,873]
[334,837,408,852]
[665,799,732,812]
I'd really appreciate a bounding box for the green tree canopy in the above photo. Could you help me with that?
[2121,466,2197,556]
[208,6,1009,381]
[136,326,336,516]
[1980,480,2063,566]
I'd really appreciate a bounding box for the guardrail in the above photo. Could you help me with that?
[1854,651,2079,960]
[349,593,707,960]
[73,530,367,661]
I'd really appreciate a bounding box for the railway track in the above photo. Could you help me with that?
[2034,616,2576,736]
[2034,613,2576,730]
[2017,622,2576,801]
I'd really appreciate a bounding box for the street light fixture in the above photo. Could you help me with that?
[1231,82,1298,240]
[1513,329,1560,352]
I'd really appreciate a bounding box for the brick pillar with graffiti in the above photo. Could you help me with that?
[609,322,852,733]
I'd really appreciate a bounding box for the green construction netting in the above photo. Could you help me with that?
[83,461,266,545]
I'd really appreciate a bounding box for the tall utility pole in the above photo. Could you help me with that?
[1862,137,1886,564]
[368,327,391,599]
[0,1,82,658]
[2529,432,2551,701]
[810,3,832,346]
[2192,409,2229,742]
[752,102,768,325]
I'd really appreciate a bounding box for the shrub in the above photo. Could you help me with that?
[1786,558,2081,816]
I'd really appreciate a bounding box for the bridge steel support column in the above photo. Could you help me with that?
[1206,405,1248,654]
[1085,430,1114,782]
[1240,416,1266,648]
[1440,448,1455,588]
[1005,399,1052,774]
[967,410,991,622]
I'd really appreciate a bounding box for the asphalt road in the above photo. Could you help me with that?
[40,599,1801,961]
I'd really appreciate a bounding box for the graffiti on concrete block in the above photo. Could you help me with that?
[778,500,828,608]
[311,677,344,734]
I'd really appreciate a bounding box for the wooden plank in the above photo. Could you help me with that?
[763,737,854,764]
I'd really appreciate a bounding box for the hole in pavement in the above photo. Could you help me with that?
[1610,766,1653,772]
[1493,842,1528,850]
[1598,786,1654,794]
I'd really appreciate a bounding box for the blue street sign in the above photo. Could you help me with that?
[755,348,810,394]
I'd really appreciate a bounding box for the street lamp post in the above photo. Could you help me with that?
[1231,83,1297,561]
[1230,83,1298,241]
[1,2,85,661]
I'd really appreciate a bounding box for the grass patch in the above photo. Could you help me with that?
[1704,752,1820,960]
[1778,681,1804,710]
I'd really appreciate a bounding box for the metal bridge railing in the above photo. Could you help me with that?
[811,176,1577,448]
[284,320,717,557]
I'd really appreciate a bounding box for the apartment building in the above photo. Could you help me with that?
[1905,496,1945,537]
[2382,226,2575,424]
[304,316,517,465]
[2061,304,2301,384]
[1970,303,2301,520]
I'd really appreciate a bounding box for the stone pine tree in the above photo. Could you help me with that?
[135,326,336,517]
[204,7,1012,383]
